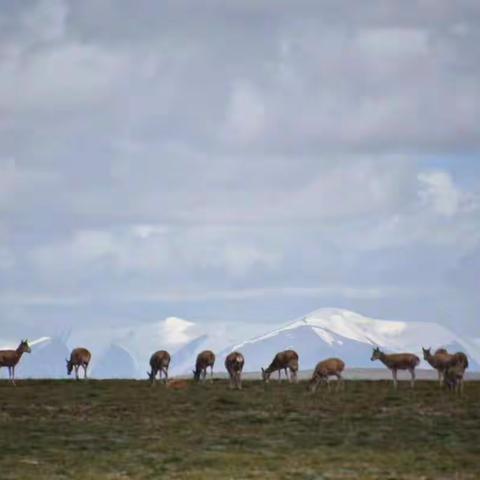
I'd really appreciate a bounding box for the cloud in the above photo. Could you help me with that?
[0,0,479,340]
[419,170,466,216]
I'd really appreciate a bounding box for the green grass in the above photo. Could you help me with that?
[0,379,479,479]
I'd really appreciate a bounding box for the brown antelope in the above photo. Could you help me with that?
[66,348,91,380]
[423,347,469,386]
[443,363,467,394]
[193,350,215,382]
[422,347,453,385]
[225,351,245,390]
[309,357,345,393]
[166,379,189,390]
[147,350,171,385]
[371,346,419,389]
[261,349,299,383]
[0,339,31,385]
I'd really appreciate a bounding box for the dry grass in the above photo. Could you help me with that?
[0,379,479,479]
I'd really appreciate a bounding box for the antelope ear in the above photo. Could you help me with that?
[261,368,265,373]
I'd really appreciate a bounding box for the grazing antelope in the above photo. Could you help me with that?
[309,357,345,393]
[225,351,245,390]
[147,350,171,385]
[0,339,31,385]
[443,363,467,394]
[371,346,419,389]
[193,350,215,382]
[66,348,91,380]
[261,350,299,383]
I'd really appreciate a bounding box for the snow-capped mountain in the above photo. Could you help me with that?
[92,344,138,379]
[4,308,478,379]
[170,334,211,375]
[225,308,480,371]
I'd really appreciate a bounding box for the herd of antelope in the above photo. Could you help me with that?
[0,339,470,393]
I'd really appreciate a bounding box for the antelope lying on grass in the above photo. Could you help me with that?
[193,350,215,382]
[166,379,189,390]
[422,347,469,386]
[0,339,31,385]
[371,347,419,389]
[225,351,245,390]
[261,349,299,383]
[309,357,345,393]
[66,348,91,380]
[147,350,171,385]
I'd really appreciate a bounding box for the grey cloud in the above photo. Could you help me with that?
[0,1,479,343]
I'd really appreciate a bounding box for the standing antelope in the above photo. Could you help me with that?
[422,347,453,385]
[371,346,419,389]
[261,349,299,383]
[66,348,91,380]
[309,357,345,393]
[0,339,31,385]
[147,350,171,385]
[423,347,469,387]
[225,351,245,390]
[193,350,215,382]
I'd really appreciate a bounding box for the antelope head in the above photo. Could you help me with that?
[19,339,31,354]
[65,358,73,375]
[192,369,201,381]
[371,346,382,361]
[261,367,270,383]
[422,347,431,360]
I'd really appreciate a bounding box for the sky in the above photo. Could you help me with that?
[0,0,479,352]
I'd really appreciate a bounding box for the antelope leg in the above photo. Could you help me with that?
[392,369,398,389]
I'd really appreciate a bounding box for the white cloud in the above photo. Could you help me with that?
[418,170,462,216]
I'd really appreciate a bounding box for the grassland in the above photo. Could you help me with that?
[0,379,479,479]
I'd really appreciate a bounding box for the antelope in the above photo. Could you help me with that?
[66,348,91,380]
[0,339,31,385]
[147,350,171,385]
[225,351,245,390]
[309,357,345,393]
[261,349,299,383]
[371,346,419,389]
[422,347,453,385]
[443,363,467,394]
[166,379,189,390]
[423,347,469,386]
[193,350,215,382]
